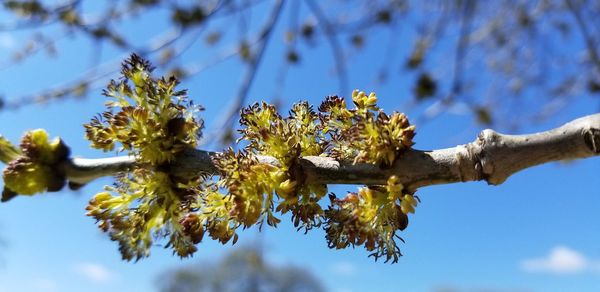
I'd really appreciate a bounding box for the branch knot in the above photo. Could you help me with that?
[475,129,503,184]
[583,128,600,153]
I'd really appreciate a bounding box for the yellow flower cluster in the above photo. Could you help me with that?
[83,54,206,260]
[211,149,285,227]
[234,101,328,230]
[1,54,420,263]
[212,90,419,261]
[1,129,70,201]
[324,176,418,263]
[319,90,416,166]
[86,169,202,260]
[0,135,20,164]
[84,53,202,164]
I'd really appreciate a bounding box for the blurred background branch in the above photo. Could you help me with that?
[0,2,599,291]
[1,0,599,144]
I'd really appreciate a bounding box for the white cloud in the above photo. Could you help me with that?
[330,261,357,277]
[31,278,58,292]
[520,246,595,274]
[73,262,114,283]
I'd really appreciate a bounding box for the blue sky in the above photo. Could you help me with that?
[1,2,600,292]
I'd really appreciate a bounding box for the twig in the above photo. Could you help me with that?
[0,0,81,31]
[207,0,285,144]
[60,113,600,192]
[565,0,600,74]
[0,1,234,111]
[449,0,475,96]
[305,0,348,95]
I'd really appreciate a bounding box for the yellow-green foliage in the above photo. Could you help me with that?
[1,54,419,263]
[325,176,418,263]
[84,54,203,165]
[207,89,418,262]
[2,129,69,199]
[320,90,415,166]
[83,54,206,260]
[0,135,20,164]
[86,169,202,260]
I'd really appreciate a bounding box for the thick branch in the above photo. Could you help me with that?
[62,113,600,191]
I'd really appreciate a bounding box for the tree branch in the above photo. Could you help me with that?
[565,0,600,75]
[207,0,285,145]
[58,113,600,191]
[306,0,348,95]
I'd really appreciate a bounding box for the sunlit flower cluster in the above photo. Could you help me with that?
[1,129,69,201]
[324,176,418,263]
[83,54,206,260]
[319,90,416,166]
[235,101,328,231]
[85,168,203,260]
[84,53,203,164]
[0,54,420,262]
[211,90,418,261]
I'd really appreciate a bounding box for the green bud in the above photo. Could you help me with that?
[0,135,20,164]
[3,159,52,195]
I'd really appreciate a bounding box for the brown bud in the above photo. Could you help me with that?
[1,188,18,202]
[46,172,66,192]
[395,205,409,231]
[179,213,204,244]
[167,117,186,136]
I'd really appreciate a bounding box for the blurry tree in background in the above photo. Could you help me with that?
[1,0,599,140]
[157,246,325,292]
